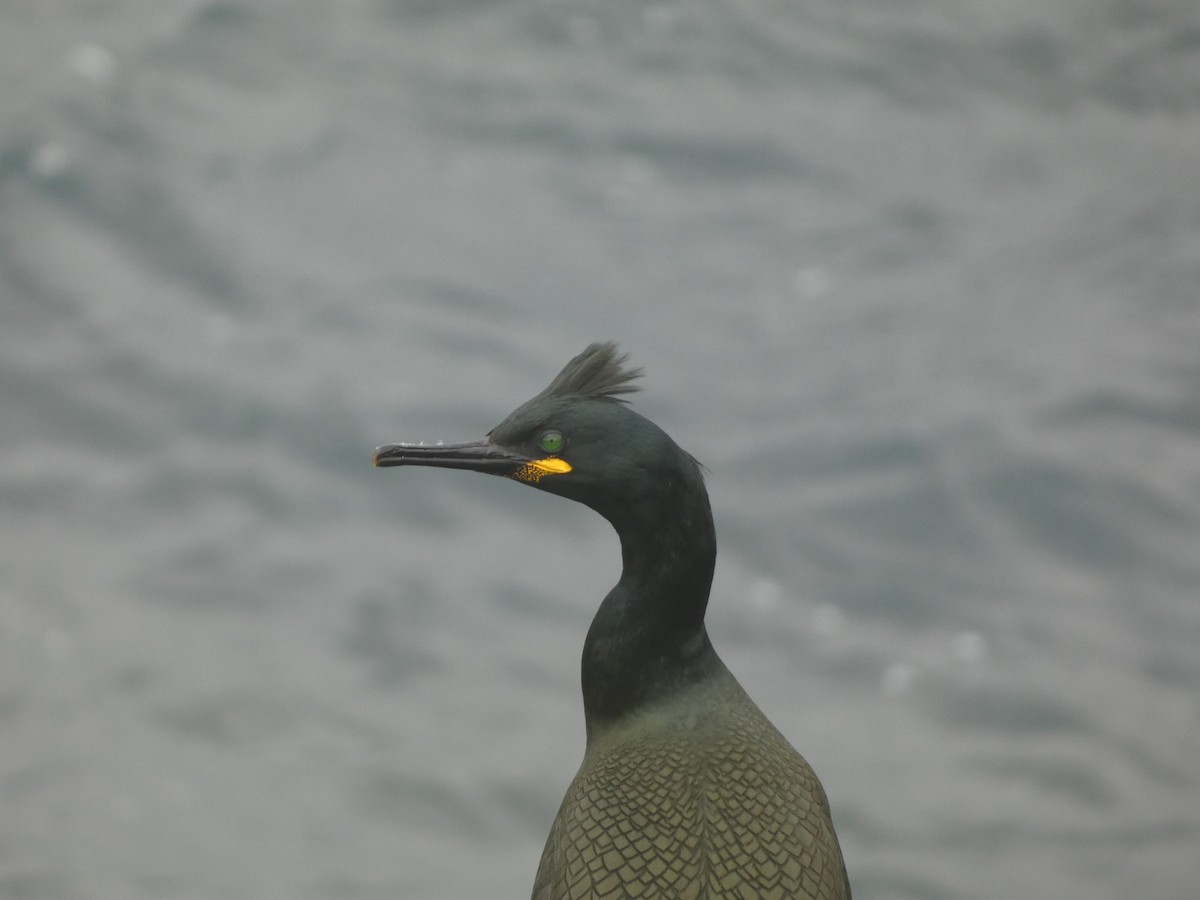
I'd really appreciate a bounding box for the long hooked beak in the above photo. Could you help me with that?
[373,439,571,483]
[373,439,525,471]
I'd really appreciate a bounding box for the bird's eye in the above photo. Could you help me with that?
[539,430,565,454]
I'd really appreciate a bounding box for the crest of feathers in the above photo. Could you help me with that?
[539,342,643,404]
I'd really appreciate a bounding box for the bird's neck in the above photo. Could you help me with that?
[580,480,721,738]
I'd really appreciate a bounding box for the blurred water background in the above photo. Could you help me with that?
[3,2,1199,898]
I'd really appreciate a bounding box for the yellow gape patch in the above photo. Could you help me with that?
[513,457,572,484]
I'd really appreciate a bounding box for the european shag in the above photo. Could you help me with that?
[374,342,850,900]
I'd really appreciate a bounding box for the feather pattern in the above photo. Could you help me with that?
[537,342,643,404]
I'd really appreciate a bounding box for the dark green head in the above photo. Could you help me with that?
[374,342,706,533]
[378,342,720,726]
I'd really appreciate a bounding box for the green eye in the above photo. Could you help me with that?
[539,430,565,454]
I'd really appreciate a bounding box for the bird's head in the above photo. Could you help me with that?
[374,342,705,529]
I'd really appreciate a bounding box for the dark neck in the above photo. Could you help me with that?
[580,474,721,739]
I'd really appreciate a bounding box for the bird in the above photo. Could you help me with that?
[374,342,850,900]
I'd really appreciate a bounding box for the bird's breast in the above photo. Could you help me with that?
[532,681,849,900]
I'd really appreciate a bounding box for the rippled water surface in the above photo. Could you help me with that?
[3,2,1199,898]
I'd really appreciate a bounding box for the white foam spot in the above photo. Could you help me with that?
[812,603,845,637]
[31,143,71,179]
[950,630,988,665]
[69,42,115,83]
[792,266,832,299]
[882,661,916,696]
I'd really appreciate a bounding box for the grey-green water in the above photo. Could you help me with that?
[3,2,1198,898]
